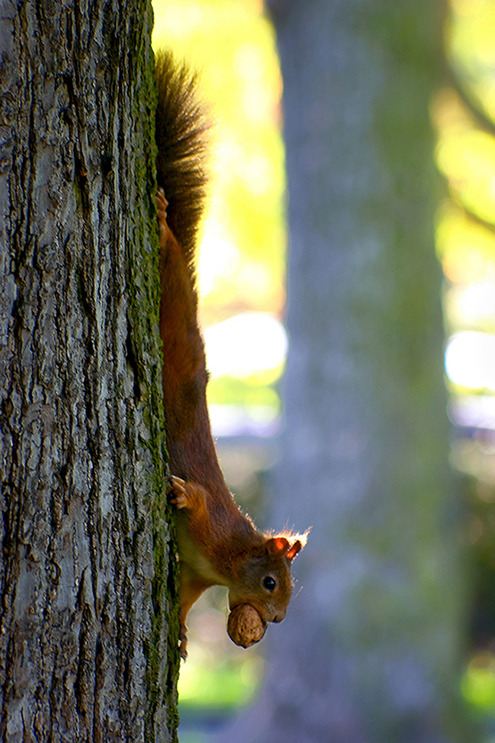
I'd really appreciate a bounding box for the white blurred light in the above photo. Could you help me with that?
[204,312,287,378]
[209,404,279,438]
[448,281,495,326]
[445,331,495,391]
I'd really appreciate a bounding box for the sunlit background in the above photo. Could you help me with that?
[152,5,285,740]
[153,1,495,741]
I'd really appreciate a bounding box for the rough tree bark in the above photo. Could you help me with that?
[0,1,179,741]
[224,1,473,742]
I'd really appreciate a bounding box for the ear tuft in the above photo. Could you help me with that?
[284,529,310,561]
[285,540,302,561]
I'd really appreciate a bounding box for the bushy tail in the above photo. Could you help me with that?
[155,50,210,269]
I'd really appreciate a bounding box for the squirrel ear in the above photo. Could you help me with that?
[285,540,302,561]
[286,529,310,560]
[265,530,310,560]
[265,537,290,557]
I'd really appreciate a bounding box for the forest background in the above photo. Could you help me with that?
[153,1,495,742]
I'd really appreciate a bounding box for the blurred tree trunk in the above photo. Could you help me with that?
[226,1,473,742]
[0,2,179,740]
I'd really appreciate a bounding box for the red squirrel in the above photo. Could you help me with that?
[155,52,307,659]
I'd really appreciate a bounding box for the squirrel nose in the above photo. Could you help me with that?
[272,611,285,623]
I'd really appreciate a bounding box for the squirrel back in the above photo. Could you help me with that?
[155,51,307,659]
[155,50,226,495]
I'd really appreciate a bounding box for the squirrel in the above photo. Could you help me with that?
[154,51,307,659]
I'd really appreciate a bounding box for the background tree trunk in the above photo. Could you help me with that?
[0,1,179,740]
[225,1,473,741]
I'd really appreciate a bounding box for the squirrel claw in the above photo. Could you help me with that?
[167,475,189,509]
[179,624,188,660]
[156,187,169,215]
[156,188,171,248]
[179,641,188,660]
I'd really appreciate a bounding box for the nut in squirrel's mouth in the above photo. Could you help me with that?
[227,604,267,648]
[229,600,285,625]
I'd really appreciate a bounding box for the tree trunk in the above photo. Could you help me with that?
[224,1,472,742]
[0,1,178,740]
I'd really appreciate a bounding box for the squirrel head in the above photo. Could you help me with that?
[228,532,308,624]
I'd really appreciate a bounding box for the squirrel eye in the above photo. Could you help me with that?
[262,575,277,593]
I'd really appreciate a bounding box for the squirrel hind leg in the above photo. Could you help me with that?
[156,188,181,253]
[156,188,168,220]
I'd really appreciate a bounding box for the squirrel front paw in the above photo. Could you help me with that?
[167,475,190,510]
[179,624,188,660]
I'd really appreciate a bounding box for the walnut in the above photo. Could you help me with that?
[227,604,267,648]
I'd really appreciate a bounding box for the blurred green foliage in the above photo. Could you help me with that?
[152,0,286,326]
[152,0,495,728]
[463,655,495,712]
[179,654,262,709]
[153,0,287,427]
[440,6,495,742]
[436,0,495,292]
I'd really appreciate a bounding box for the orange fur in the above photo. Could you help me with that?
[155,53,307,659]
